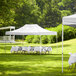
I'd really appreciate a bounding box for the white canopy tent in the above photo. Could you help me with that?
[0,26,15,43]
[62,14,76,72]
[6,24,57,35]
[6,24,57,53]
[63,14,76,25]
[0,26,15,30]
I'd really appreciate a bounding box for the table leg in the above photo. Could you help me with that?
[74,63,76,70]
[68,64,73,70]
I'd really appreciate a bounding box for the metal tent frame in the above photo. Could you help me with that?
[5,24,58,54]
[0,26,15,42]
[62,14,76,73]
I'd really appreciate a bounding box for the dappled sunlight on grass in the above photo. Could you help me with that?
[0,38,76,54]
[0,38,76,76]
[0,53,76,76]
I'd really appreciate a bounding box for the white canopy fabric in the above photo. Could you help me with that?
[62,14,76,73]
[6,24,57,35]
[5,24,58,55]
[68,53,76,65]
[63,14,76,25]
[0,26,15,30]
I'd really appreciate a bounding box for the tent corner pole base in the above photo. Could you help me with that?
[62,24,64,73]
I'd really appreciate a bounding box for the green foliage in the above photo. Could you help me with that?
[25,35,34,43]
[46,24,76,42]
[64,26,76,40]
[41,35,48,44]
[32,35,40,43]
[26,24,76,44]
[38,0,62,27]
[0,0,19,27]
[0,0,76,29]
[43,7,61,27]
[58,0,76,13]
[15,0,41,27]
[0,0,76,40]
[60,10,72,17]
[48,35,56,43]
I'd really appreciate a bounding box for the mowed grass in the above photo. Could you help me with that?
[0,38,76,76]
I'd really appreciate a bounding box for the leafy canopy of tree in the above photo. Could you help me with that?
[0,0,76,29]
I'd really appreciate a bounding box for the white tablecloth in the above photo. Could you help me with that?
[68,53,76,65]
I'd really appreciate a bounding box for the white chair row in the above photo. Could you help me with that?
[11,46,52,54]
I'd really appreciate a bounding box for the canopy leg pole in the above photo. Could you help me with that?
[40,35,41,54]
[14,28,15,42]
[4,40,6,53]
[22,35,24,46]
[21,35,24,53]
[62,24,64,73]
[56,35,58,54]
[10,28,11,42]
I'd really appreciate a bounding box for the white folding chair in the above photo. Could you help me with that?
[11,46,19,53]
[44,47,52,54]
[22,46,28,53]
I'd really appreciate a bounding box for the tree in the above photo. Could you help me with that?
[15,0,41,28]
[39,0,61,27]
[58,0,76,17]
[0,0,19,27]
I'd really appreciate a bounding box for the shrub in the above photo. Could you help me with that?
[64,25,76,40]
[25,35,34,43]
[32,35,40,43]
[25,24,76,44]
[41,35,48,44]
[46,24,76,43]
[48,35,56,43]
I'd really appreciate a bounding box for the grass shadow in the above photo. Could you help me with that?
[0,53,69,62]
[0,63,76,76]
[51,44,71,49]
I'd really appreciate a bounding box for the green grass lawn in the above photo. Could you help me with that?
[0,38,76,76]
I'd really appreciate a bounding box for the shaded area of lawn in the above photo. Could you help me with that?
[0,39,76,76]
[0,53,76,76]
[0,42,71,53]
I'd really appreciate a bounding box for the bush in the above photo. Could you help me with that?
[64,27,76,40]
[25,24,76,44]
[48,35,56,43]
[46,24,76,42]
[41,35,48,44]
[32,36,40,43]
[25,35,34,43]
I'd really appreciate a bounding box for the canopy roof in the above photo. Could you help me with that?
[6,24,57,35]
[62,14,76,73]
[0,26,15,30]
[63,14,76,26]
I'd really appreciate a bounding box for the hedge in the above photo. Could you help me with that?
[25,24,76,44]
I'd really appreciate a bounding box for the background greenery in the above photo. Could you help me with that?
[25,24,76,44]
[0,0,76,43]
[0,0,76,28]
